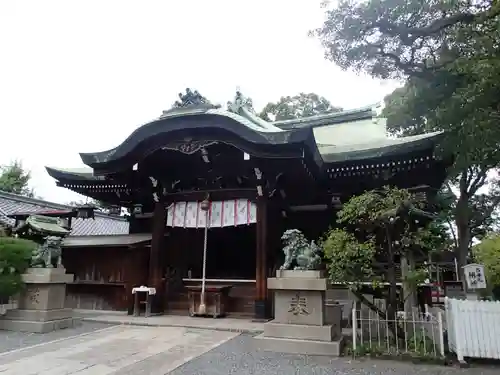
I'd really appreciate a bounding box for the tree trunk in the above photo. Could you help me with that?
[385,226,398,320]
[401,252,417,314]
[455,194,471,279]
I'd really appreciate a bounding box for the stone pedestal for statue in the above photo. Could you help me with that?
[0,268,80,333]
[254,270,343,356]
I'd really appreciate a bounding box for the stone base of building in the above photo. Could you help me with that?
[0,268,80,333]
[254,333,343,356]
[0,309,81,333]
[254,270,343,356]
[264,322,339,342]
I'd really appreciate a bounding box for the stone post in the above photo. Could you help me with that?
[254,270,343,356]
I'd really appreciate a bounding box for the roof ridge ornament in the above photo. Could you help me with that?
[161,88,220,118]
[226,89,285,132]
[174,88,209,108]
[372,102,384,117]
[227,90,254,114]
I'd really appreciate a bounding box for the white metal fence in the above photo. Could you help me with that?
[445,297,500,362]
[351,307,445,358]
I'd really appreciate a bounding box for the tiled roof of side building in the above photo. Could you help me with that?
[0,191,129,236]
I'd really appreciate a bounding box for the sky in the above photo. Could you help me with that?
[0,0,399,205]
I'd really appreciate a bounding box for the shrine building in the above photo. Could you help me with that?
[45,89,450,320]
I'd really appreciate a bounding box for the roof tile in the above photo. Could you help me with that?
[0,191,129,236]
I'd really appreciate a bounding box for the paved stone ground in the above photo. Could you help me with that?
[0,324,237,374]
[171,334,499,375]
[0,322,114,353]
[0,323,498,374]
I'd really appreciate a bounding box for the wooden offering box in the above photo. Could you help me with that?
[186,284,232,318]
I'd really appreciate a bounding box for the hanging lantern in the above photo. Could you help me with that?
[331,195,342,209]
[133,204,143,215]
[15,218,26,228]
[76,204,95,219]
[59,217,70,228]
[200,199,210,211]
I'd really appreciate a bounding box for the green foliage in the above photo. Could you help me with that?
[259,92,342,121]
[314,0,500,172]
[384,75,500,262]
[406,331,439,357]
[473,234,500,288]
[313,0,500,80]
[322,186,447,324]
[0,160,34,197]
[346,331,440,359]
[312,0,500,269]
[0,236,37,298]
[337,187,426,227]
[404,268,428,288]
[414,222,450,255]
[323,187,439,287]
[347,342,385,357]
[322,228,376,285]
[383,75,500,174]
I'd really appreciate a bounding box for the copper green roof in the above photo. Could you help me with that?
[78,107,314,168]
[318,131,443,163]
[45,131,442,181]
[16,215,70,236]
[44,167,102,181]
[62,233,152,248]
[44,89,445,184]
[0,190,128,235]
[272,105,375,130]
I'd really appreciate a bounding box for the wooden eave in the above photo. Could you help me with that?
[78,111,321,176]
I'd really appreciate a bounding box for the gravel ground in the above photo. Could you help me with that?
[0,321,115,354]
[170,333,499,375]
[0,323,498,374]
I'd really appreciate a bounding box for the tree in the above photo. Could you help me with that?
[0,160,34,197]
[473,234,500,299]
[382,73,500,270]
[0,236,36,300]
[259,92,342,121]
[312,0,500,271]
[312,0,500,80]
[322,186,443,331]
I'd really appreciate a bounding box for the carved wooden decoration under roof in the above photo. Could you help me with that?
[161,139,218,155]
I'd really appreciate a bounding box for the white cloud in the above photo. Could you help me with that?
[0,0,399,204]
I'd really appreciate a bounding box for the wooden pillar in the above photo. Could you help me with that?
[255,198,270,320]
[148,202,166,313]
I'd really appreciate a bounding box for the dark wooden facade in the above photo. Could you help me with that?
[46,90,451,319]
[63,243,150,311]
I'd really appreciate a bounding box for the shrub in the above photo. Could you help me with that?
[0,236,37,299]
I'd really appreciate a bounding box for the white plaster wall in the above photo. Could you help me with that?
[313,118,387,146]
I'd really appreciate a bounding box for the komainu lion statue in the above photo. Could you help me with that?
[31,236,63,268]
[280,229,322,271]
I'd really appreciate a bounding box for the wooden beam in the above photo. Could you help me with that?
[147,202,167,314]
[162,188,256,201]
[289,204,329,212]
[255,197,269,320]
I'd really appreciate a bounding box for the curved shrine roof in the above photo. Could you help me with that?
[318,131,444,163]
[272,105,375,130]
[79,106,315,168]
[45,90,444,183]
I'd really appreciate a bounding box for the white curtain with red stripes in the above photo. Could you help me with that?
[165,199,257,228]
